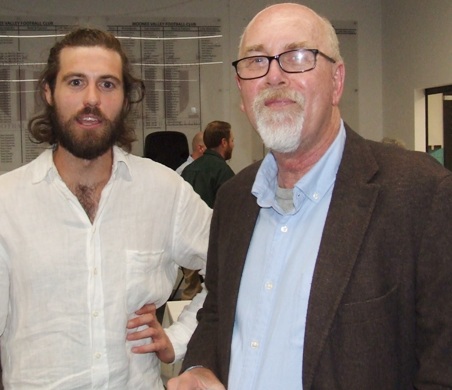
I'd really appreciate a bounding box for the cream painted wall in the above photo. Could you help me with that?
[1,0,383,173]
[382,0,452,151]
[427,94,443,147]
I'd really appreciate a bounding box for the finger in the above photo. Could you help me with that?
[126,327,157,341]
[129,339,172,355]
[131,343,158,354]
[134,303,157,315]
[126,313,156,329]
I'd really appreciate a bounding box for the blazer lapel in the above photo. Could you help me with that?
[303,128,380,389]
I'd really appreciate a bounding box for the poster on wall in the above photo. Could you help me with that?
[0,17,223,172]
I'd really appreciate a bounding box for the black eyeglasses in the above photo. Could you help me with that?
[232,48,336,80]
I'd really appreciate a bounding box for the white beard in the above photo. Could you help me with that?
[253,88,305,153]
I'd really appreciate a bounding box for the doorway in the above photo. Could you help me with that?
[425,85,452,170]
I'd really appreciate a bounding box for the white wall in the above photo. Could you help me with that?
[1,0,383,173]
[382,0,452,151]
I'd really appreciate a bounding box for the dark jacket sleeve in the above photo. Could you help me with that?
[181,162,260,385]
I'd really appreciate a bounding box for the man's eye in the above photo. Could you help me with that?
[251,57,266,65]
[283,52,303,64]
[244,57,266,67]
[101,81,116,89]
[69,79,82,87]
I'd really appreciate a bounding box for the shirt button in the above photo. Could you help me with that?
[251,340,259,349]
[313,192,320,200]
[94,352,102,359]
[93,311,99,317]
[281,226,288,233]
[93,268,98,275]
[265,282,273,290]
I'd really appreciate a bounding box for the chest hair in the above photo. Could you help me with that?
[74,184,100,223]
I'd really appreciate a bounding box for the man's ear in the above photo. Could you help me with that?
[236,75,242,91]
[123,97,130,112]
[236,76,246,112]
[332,62,345,106]
[239,98,245,113]
[44,83,53,106]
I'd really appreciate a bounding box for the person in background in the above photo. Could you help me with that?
[168,3,452,389]
[0,28,211,389]
[181,120,235,208]
[176,131,206,175]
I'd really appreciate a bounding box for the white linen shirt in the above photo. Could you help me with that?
[0,146,212,389]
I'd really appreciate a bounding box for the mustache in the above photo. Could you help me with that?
[77,106,105,119]
[253,88,305,109]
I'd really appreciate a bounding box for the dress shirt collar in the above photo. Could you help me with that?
[252,120,346,214]
[31,145,133,185]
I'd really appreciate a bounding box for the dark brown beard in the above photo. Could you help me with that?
[51,104,126,160]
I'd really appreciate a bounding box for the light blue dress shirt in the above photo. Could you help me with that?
[228,123,346,390]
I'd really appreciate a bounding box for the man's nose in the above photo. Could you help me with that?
[265,58,288,86]
[83,84,101,106]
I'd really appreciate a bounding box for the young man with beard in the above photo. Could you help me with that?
[168,3,452,390]
[0,28,211,389]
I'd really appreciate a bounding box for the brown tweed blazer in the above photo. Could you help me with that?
[182,125,452,389]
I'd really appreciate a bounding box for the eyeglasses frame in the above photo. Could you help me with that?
[231,48,336,80]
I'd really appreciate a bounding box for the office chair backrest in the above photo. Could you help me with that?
[144,131,189,170]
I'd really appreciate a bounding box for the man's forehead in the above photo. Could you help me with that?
[58,46,123,78]
[240,11,323,55]
[241,40,311,55]
[59,45,121,60]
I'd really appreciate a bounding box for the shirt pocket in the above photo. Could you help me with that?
[125,249,165,314]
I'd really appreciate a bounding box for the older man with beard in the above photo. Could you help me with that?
[0,28,211,389]
[168,3,452,390]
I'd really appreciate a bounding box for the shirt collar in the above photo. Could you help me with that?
[31,145,133,185]
[252,121,346,212]
[111,146,133,181]
[203,149,224,160]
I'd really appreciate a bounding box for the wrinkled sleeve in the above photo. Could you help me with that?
[165,179,212,361]
[164,285,207,361]
[180,193,223,374]
[172,179,211,272]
